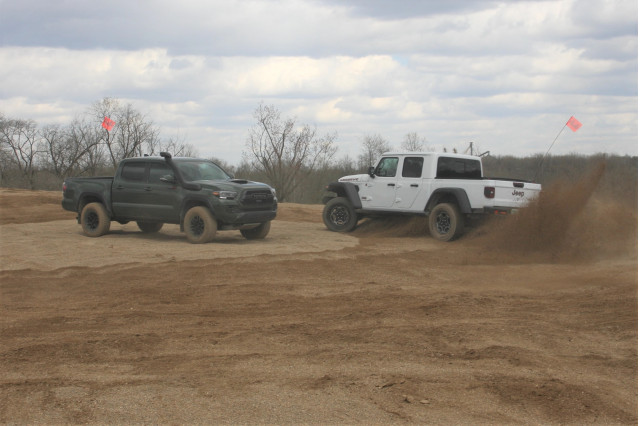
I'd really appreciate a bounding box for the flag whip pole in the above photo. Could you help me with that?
[533,116,574,182]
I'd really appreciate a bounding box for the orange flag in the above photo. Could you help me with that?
[102,116,115,131]
[566,116,582,132]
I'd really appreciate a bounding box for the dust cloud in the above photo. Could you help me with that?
[353,162,637,263]
[482,162,637,262]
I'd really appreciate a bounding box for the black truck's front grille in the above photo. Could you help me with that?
[240,190,275,209]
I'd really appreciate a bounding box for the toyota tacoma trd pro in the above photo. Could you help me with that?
[62,152,277,243]
[322,152,541,241]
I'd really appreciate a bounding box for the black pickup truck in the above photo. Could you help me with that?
[62,152,277,243]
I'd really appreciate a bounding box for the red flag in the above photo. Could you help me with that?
[566,116,582,132]
[101,116,115,132]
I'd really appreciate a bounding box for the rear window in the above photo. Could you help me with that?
[436,157,481,179]
[402,157,424,178]
[120,162,146,181]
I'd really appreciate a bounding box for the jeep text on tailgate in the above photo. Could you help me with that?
[322,152,541,241]
[62,152,277,243]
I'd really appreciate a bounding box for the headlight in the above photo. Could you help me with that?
[213,190,237,200]
[270,188,277,196]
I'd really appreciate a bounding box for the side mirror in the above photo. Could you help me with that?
[160,174,177,184]
[368,166,376,178]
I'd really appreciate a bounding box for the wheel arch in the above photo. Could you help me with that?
[425,188,472,214]
[180,197,215,231]
[77,193,112,221]
[324,182,362,209]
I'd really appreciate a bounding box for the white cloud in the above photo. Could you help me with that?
[0,0,636,164]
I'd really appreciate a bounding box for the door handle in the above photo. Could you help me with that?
[116,185,124,190]
[144,186,152,191]
[387,183,395,187]
[411,184,419,187]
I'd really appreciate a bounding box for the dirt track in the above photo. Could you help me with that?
[0,188,637,424]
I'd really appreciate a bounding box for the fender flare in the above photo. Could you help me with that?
[78,192,113,218]
[325,181,362,209]
[426,188,472,214]
[179,196,218,231]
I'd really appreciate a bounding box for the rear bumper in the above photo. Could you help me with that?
[483,206,519,215]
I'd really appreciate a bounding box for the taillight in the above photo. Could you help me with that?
[484,186,495,199]
[62,182,67,192]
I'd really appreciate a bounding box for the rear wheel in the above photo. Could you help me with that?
[241,221,271,240]
[184,206,217,244]
[429,203,464,242]
[323,197,358,232]
[80,202,111,237]
[137,221,163,233]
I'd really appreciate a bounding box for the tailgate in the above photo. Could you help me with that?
[493,180,541,208]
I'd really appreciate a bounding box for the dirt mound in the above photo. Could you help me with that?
[0,188,75,224]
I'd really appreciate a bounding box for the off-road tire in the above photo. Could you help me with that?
[240,221,271,240]
[323,197,358,232]
[429,203,464,242]
[137,221,164,233]
[184,206,217,244]
[80,202,111,237]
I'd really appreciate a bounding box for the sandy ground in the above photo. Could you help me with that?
[0,188,637,424]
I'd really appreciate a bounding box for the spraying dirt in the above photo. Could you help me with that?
[354,162,636,263]
[0,184,636,424]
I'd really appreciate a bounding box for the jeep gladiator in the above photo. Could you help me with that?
[62,152,277,243]
[322,152,541,241]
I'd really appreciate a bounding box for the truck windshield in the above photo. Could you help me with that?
[176,160,231,181]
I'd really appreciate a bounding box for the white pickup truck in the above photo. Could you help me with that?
[322,152,541,241]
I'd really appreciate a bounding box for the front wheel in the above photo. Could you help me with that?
[323,197,358,232]
[80,202,111,237]
[241,221,271,240]
[183,206,217,244]
[429,203,464,242]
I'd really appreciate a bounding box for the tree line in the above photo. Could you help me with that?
[1,98,636,205]
[0,98,198,190]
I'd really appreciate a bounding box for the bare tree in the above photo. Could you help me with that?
[70,117,107,175]
[401,132,427,152]
[91,97,160,168]
[0,114,42,188]
[245,103,337,202]
[155,130,198,157]
[114,103,160,158]
[40,116,105,178]
[357,133,391,170]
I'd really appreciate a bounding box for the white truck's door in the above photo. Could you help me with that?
[394,156,425,209]
[359,156,399,209]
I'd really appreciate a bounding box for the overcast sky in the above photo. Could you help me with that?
[0,0,637,164]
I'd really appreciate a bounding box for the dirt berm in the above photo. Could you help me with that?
[0,186,637,424]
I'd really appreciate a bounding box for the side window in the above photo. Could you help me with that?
[149,163,173,184]
[402,157,424,178]
[120,162,146,182]
[374,157,399,177]
[436,157,481,179]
